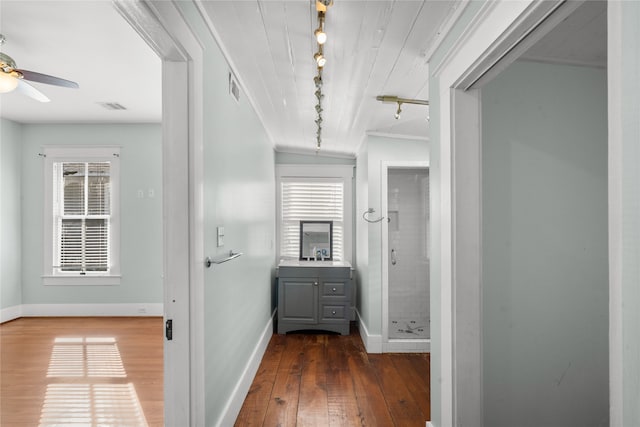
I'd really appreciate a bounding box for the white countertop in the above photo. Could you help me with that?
[278,259,352,268]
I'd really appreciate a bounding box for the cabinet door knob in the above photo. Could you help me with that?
[332,287,337,292]
[332,310,337,315]
[314,281,318,286]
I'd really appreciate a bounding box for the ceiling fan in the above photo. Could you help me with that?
[0,34,79,103]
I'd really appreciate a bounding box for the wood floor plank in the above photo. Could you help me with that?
[370,354,427,426]
[325,334,362,426]
[391,354,431,420]
[234,334,286,426]
[260,334,305,426]
[237,325,430,426]
[297,334,330,426]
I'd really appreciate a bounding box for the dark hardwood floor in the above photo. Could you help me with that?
[1,318,430,426]
[235,324,430,426]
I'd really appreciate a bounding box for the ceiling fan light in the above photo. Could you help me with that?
[0,72,18,93]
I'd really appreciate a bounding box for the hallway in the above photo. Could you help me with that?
[236,325,430,426]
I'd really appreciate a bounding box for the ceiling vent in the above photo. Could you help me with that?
[229,72,240,103]
[98,102,127,111]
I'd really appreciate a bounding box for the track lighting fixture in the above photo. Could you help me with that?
[312,1,332,151]
[376,95,429,120]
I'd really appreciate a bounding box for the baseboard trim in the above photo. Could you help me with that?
[356,309,382,354]
[216,309,275,427]
[17,303,164,317]
[0,305,23,323]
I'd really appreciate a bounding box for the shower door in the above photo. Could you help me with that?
[386,167,430,342]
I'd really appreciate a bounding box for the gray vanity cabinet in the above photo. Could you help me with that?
[277,263,351,335]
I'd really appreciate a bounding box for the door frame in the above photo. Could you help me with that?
[113,1,205,425]
[380,161,429,353]
[432,0,585,425]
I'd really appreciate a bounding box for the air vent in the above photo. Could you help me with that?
[98,102,127,111]
[229,72,240,103]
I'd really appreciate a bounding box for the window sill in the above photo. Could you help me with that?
[42,275,122,286]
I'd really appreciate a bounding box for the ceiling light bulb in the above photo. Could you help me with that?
[314,52,326,67]
[395,102,402,120]
[0,72,18,93]
[315,29,327,44]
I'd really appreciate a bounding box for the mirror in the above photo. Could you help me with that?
[300,221,333,260]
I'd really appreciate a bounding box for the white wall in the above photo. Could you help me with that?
[482,60,608,425]
[0,119,23,315]
[355,135,428,345]
[175,3,277,425]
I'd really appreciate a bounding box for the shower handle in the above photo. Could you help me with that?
[391,249,397,265]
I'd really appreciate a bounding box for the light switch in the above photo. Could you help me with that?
[217,226,225,247]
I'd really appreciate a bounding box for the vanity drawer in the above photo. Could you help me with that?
[321,304,347,321]
[322,281,346,297]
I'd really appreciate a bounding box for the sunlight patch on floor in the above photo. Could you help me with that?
[40,336,148,426]
[47,337,126,378]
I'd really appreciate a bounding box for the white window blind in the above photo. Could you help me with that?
[280,179,344,261]
[53,161,111,273]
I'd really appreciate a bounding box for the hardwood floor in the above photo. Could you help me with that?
[235,325,431,426]
[0,317,163,427]
[1,318,430,426]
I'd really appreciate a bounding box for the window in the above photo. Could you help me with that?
[276,165,353,262]
[43,146,120,285]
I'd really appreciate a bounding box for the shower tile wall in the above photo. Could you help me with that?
[388,168,430,339]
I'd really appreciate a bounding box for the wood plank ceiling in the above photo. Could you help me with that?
[198,0,459,157]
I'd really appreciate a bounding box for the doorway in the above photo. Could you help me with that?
[114,1,205,424]
[381,162,430,353]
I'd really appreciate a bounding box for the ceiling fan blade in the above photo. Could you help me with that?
[18,69,79,89]
[16,79,50,102]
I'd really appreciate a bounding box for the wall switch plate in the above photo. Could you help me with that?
[217,226,225,247]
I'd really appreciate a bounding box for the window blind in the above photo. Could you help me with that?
[54,162,111,272]
[280,179,344,260]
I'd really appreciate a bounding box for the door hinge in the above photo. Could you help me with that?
[165,319,173,341]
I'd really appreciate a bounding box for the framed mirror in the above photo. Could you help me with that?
[300,221,333,260]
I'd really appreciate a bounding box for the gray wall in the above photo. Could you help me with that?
[482,60,608,426]
[0,118,23,310]
[19,123,163,305]
[176,3,277,425]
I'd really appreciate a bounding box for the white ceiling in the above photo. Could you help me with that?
[0,1,161,124]
[0,0,606,157]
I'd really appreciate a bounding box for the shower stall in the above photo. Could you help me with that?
[382,164,429,352]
